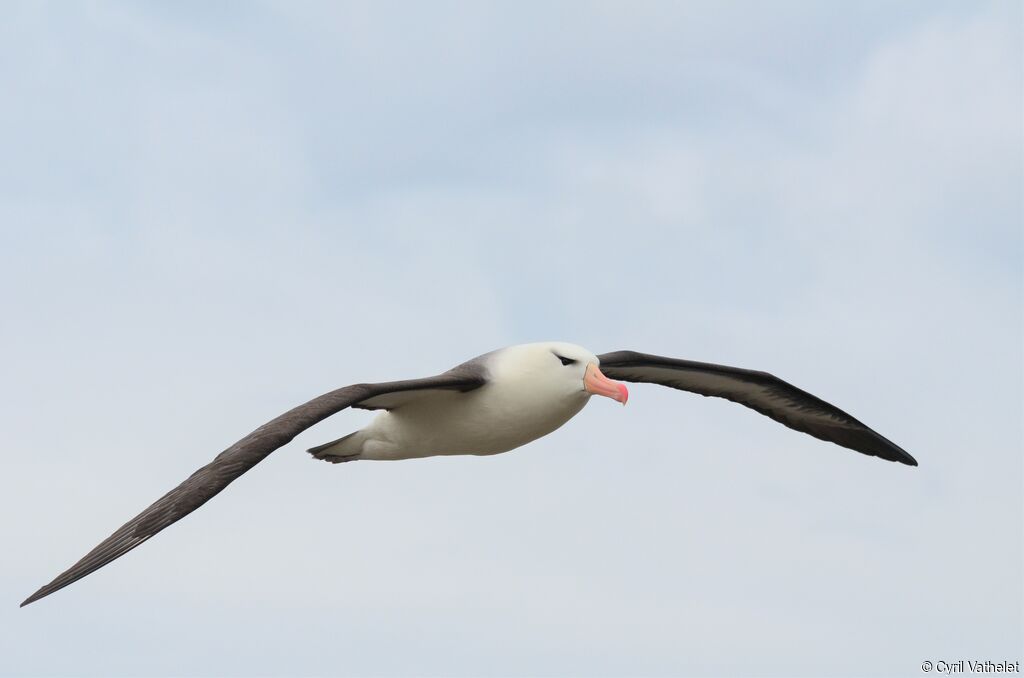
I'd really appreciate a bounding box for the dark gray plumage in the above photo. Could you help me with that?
[20,365,486,607]
[597,350,917,466]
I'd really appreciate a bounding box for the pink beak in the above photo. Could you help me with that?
[583,363,629,404]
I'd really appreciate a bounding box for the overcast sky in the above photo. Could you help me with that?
[1,2,1021,677]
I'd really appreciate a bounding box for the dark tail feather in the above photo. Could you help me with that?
[307,431,361,463]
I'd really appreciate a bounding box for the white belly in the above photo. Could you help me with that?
[359,382,591,460]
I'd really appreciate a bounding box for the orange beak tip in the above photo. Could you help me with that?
[584,363,630,405]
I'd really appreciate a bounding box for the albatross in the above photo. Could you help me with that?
[21,342,916,606]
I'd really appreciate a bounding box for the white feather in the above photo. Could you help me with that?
[334,342,598,460]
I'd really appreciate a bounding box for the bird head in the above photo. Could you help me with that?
[491,342,628,404]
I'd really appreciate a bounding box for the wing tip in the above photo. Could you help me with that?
[896,451,919,467]
[20,576,72,607]
[872,438,917,467]
[19,588,47,608]
[878,436,918,467]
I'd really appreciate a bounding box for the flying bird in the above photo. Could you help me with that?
[21,342,916,607]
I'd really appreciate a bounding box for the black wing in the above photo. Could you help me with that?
[598,350,916,466]
[21,363,486,607]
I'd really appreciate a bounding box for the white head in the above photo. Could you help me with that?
[488,341,629,405]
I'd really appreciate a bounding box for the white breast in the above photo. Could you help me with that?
[359,346,593,460]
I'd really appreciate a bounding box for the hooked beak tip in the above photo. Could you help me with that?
[584,363,629,405]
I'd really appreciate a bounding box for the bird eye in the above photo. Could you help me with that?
[555,354,577,366]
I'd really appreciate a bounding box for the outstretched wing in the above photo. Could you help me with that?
[21,364,486,607]
[597,350,916,466]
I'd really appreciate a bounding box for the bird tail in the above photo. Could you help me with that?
[307,431,363,463]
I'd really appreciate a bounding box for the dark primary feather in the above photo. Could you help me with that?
[597,350,917,466]
[20,365,485,607]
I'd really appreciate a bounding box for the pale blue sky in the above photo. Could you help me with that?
[2,2,1021,677]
